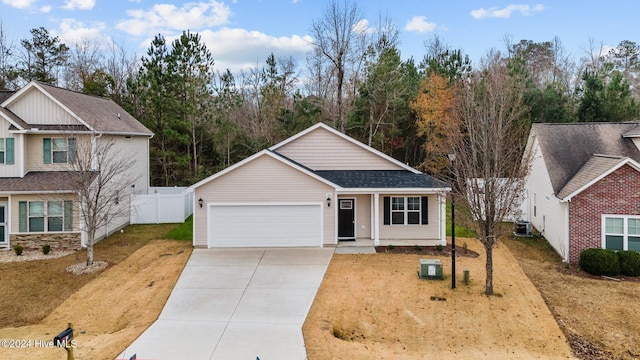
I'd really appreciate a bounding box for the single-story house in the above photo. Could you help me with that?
[522,122,640,262]
[189,122,450,248]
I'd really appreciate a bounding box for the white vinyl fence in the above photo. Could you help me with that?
[130,187,193,224]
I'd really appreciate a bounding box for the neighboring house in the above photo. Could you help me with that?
[0,81,153,250]
[190,122,450,248]
[522,122,640,263]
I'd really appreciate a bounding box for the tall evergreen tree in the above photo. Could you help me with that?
[18,27,69,84]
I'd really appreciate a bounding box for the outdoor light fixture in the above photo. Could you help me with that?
[198,198,203,208]
[448,148,457,289]
[326,195,331,207]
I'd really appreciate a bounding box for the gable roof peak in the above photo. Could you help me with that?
[270,122,421,174]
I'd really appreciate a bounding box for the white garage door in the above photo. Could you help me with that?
[209,204,322,247]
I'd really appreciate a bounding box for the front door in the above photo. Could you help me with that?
[338,199,355,240]
[0,203,7,246]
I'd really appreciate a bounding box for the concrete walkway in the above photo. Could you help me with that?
[118,247,334,360]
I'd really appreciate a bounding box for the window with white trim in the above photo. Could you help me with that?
[43,138,76,164]
[391,196,421,225]
[19,201,73,232]
[603,215,640,251]
[0,138,14,165]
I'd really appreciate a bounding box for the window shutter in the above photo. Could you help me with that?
[64,200,73,231]
[18,201,27,232]
[5,138,13,164]
[421,196,429,225]
[43,138,51,164]
[68,138,77,164]
[383,197,390,225]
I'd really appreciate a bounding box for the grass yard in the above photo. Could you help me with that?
[504,235,640,360]
[303,238,575,359]
[0,224,192,360]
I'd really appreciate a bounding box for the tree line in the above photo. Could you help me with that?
[1,2,639,188]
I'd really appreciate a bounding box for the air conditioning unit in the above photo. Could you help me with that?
[514,220,532,237]
[419,259,443,280]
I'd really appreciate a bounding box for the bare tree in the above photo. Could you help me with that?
[310,0,364,132]
[450,56,531,295]
[0,19,16,90]
[66,135,136,266]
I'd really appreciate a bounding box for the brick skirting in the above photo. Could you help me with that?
[10,233,82,251]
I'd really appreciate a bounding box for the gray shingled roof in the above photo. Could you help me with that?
[35,82,152,136]
[0,171,96,192]
[534,122,640,197]
[315,170,449,189]
[556,154,629,199]
[0,90,14,103]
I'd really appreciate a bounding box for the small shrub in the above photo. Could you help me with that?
[412,245,422,251]
[42,244,51,255]
[13,244,24,256]
[579,248,620,276]
[435,244,444,251]
[386,244,395,250]
[462,241,468,254]
[618,250,640,277]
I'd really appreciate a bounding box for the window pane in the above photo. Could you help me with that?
[408,212,420,224]
[52,138,67,151]
[629,237,640,251]
[391,197,404,210]
[52,151,68,163]
[0,139,4,151]
[29,202,44,216]
[605,235,624,250]
[605,218,624,234]
[391,212,404,224]
[48,201,63,216]
[29,217,44,232]
[408,197,420,210]
[629,219,640,235]
[48,217,63,232]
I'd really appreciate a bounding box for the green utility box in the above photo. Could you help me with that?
[419,259,443,280]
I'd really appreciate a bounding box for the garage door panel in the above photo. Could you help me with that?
[209,205,322,247]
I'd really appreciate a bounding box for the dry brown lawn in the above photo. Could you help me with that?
[504,235,640,360]
[0,225,191,360]
[303,238,575,360]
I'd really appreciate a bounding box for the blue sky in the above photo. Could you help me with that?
[0,0,637,74]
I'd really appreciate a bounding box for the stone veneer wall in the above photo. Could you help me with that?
[10,233,82,251]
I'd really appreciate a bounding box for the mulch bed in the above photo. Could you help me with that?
[375,244,480,258]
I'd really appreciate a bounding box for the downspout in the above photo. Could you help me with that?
[560,198,570,262]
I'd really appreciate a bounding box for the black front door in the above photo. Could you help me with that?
[338,199,355,239]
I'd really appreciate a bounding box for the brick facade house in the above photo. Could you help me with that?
[523,122,640,263]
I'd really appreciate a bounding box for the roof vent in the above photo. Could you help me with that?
[117,113,121,119]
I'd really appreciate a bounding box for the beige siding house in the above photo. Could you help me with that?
[190,122,450,248]
[0,81,153,250]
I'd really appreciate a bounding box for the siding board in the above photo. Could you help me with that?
[276,127,405,170]
[194,154,335,247]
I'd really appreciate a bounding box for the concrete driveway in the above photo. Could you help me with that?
[118,247,334,360]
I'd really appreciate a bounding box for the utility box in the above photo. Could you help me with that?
[419,259,443,280]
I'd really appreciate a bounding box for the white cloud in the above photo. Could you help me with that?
[353,19,375,35]
[56,18,108,46]
[63,0,95,10]
[404,16,437,33]
[2,0,38,9]
[471,4,544,19]
[40,4,51,12]
[116,0,232,36]
[194,27,312,73]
